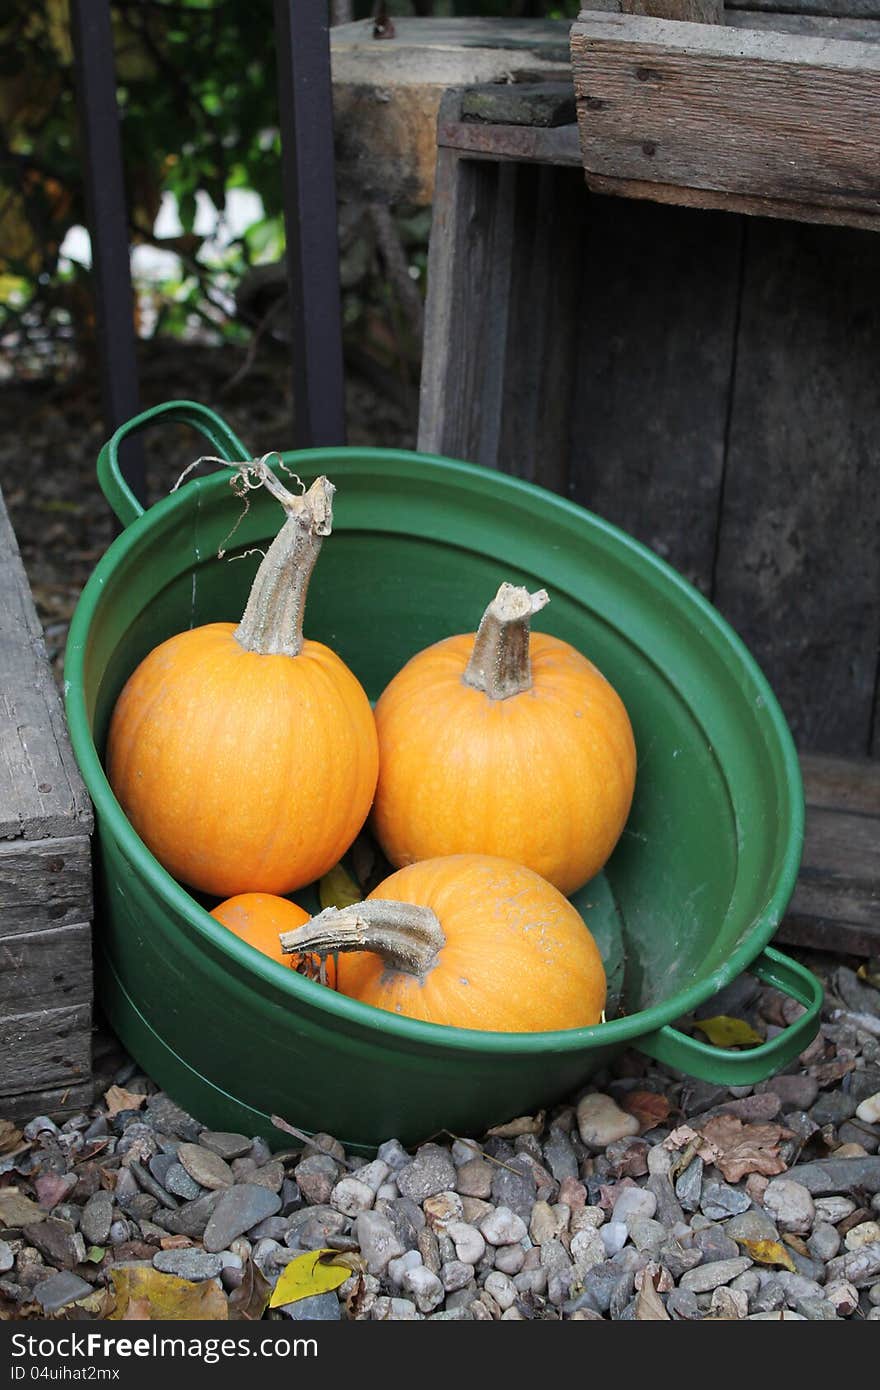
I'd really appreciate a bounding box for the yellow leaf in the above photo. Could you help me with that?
[856,965,880,988]
[319,863,362,912]
[268,1249,350,1308]
[108,1267,228,1320]
[103,1084,147,1117]
[692,1016,764,1048]
[736,1238,796,1272]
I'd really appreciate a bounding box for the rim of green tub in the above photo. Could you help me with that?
[65,445,807,1059]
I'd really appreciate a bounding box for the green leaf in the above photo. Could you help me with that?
[692,1015,764,1049]
[319,862,362,912]
[268,1250,349,1309]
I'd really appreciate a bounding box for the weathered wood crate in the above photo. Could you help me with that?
[0,487,93,1119]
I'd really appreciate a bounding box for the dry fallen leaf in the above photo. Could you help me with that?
[692,1016,764,1048]
[228,1259,272,1321]
[635,1271,670,1320]
[103,1085,147,1117]
[700,1114,793,1183]
[621,1091,672,1133]
[856,964,880,989]
[319,862,362,912]
[736,1237,796,1272]
[0,1120,23,1156]
[485,1112,546,1139]
[0,1188,46,1228]
[663,1125,722,1164]
[109,1266,228,1321]
[268,1249,349,1309]
[810,1057,856,1087]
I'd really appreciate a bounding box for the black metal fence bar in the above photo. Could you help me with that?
[274,0,347,447]
[69,0,145,502]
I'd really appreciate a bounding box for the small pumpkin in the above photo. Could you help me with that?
[371,583,636,895]
[280,854,606,1032]
[211,892,335,983]
[107,465,379,897]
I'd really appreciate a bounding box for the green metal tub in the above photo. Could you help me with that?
[65,401,821,1150]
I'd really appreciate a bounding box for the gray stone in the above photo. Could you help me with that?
[164,1164,202,1201]
[480,1206,528,1246]
[675,1157,704,1212]
[543,1130,579,1182]
[149,1152,177,1189]
[613,1187,656,1225]
[356,1210,405,1274]
[762,1178,815,1235]
[109,1221,133,1246]
[490,1155,537,1223]
[751,1278,786,1313]
[247,1215,291,1242]
[0,1241,12,1274]
[32,1271,93,1313]
[647,1173,685,1227]
[202,1184,281,1252]
[681,1081,731,1117]
[782,1157,880,1196]
[383,1198,424,1252]
[795,1296,840,1320]
[667,1287,702,1320]
[454,1158,493,1199]
[810,1092,857,1127]
[701,1182,752,1221]
[177,1142,234,1191]
[748,1310,805,1320]
[447,1221,485,1266]
[838,1123,879,1154]
[330,1178,374,1217]
[388,1250,422,1287]
[395,1144,456,1203]
[577,1093,640,1149]
[658,1239,702,1281]
[628,1217,666,1256]
[80,1191,113,1247]
[807,1222,841,1262]
[145,1095,203,1142]
[680,1257,753,1293]
[293,1209,348,1252]
[756,1074,819,1112]
[825,1241,880,1288]
[441,1259,474,1292]
[850,1069,880,1106]
[128,1160,178,1209]
[153,1248,223,1281]
[162,1190,223,1238]
[376,1139,411,1171]
[23,1219,85,1271]
[296,1154,340,1206]
[198,1131,253,1161]
[280,1291,341,1320]
[693,1225,740,1264]
[249,1161,285,1193]
[724,1208,780,1243]
[402,1264,444,1313]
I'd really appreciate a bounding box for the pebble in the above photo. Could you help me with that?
[454,1158,493,1199]
[825,1242,880,1287]
[600,1221,628,1257]
[177,1142,234,1191]
[80,1191,113,1246]
[494,1244,524,1275]
[161,1189,222,1238]
[197,1131,253,1161]
[700,1182,751,1221]
[693,1226,739,1264]
[440,1259,473,1292]
[577,1094,640,1150]
[356,1210,405,1274]
[202,1184,281,1253]
[281,1292,341,1321]
[810,1092,857,1127]
[749,1310,805,1320]
[782,1157,880,1195]
[762,1177,815,1234]
[376,1139,411,1171]
[613,1186,657,1225]
[807,1222,841,1262]
[824,1279,859,1315]
[402,1265,444,1313]
[0,1241,12,1274]
[388,1250,422,1286]
[423,1192,463,1232]
[480,1206,528,1246]
[815,1196,857,1223]
[543,1130,579,1181]
[146,1095,203,1142]
[446,1221,485,1266]
[23,1219,85,1271]
[680,1257,753,1293]
[32,1271,93,1313]
[675,1158,704,1213]
[152,1248,223,1281]
[844,1220,880,1251]
[296,1154,340,1206]
[667,1287,702,1320]
[490,1156,537,1223]
[484,1270,517,1310]
[331,1177,374,1217]
[758,1074,819,1112]
[164,1163,202,1201]
[396,1145,457,1203]
[856,1092,880,1124]
[710,1286,748,1319]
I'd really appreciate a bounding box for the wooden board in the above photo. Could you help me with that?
[0,1004,92,1099]
[712,218,880,756]
[570,11,880,231]
[0,494,92,842]
[0,835,92,936]
[1,1081,95,1124]
[778,753,880,956]
[0,923,92,1014]
[726,0,880,16]
[568,195,741,595]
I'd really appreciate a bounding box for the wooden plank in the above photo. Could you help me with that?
[570,13,880,225]
[0,923,92,1015]
[0,835,92,936]
[729,11,880,43]
[713,219,880,755]
[0,1004,91,1098]
[0,489,92,842]
[497,166,587,493]
[568,196,741,595]
[801,753,880,816]
[777,914,879,956]
[460,82,576,129]
[437,116,582,168]
[726,0,880,17]
[0,1080,94,1124]
[621,1,723,19]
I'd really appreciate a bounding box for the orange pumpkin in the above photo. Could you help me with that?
[107,469,379,897]
[211,892,335,983]
[280,855,606,1032]
[371,584,636,896]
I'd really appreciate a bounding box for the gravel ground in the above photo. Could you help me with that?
[1,958,879,1322]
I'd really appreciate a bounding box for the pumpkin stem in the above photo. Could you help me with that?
[462,582,550,699]
[233,468,335,657]
[280,900,446,981]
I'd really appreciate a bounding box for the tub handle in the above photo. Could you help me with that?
[97,400,251,528]
[637,946,822,1086]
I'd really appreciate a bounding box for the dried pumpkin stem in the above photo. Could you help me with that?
[462,582,550,700]
[280,900,446,980]
[234,469,335,657]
